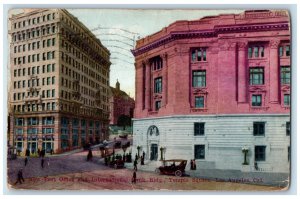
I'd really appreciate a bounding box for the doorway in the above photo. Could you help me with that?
[150,144,158,161]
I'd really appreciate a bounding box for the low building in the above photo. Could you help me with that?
[131,10,290,173]
[109,80,135,126]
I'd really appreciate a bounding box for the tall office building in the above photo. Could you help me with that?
[9,9,111,154]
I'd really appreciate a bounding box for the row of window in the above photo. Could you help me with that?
[13,38,56,53]
[252,94,290,107]
[13,77,55,90]
[13,26,57,42]
[193,121,290,136]
[13,64,55,78]
[13,51,55,65]
[15,117,54,126]
[14,13,55,29]
[13,102,56,112]
[194,144,290,162]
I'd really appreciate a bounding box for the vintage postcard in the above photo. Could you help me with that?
[6,8,291,191]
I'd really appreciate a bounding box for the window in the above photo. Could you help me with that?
[194,123,205,136]
[155,101,161,111]
[286,45,290,56]
[52,77,55,84]
[47,90,50,98]
[255,146,266,161]
[195,96,204,108]
[15,118,24,126]
[250,68,264,85]
[279,46,284,57]
[281,66,290,84]
[47,77,51,85]
[154,77,162,93]
[52,64,55,72]
[252,95,262,106]
[27,117,38,125]
[52,89,55,97]
[42,128,54,134]
[253,122,265,136]
[47,64,51,72]
[47,103,51,110]
[286,122,290,136]
[151,57,163,71]
[194,145,205,159]
[284,94,290,106]
[52,102,55,110]
[254,47,259,57]
[42,116,54,125]
[191,48,207,62]
[52,38,55,46]
[192,70,206,87]
[47,39,51,47]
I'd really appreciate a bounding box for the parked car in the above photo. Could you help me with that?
[155,159,187,177]
[119,134,128,139]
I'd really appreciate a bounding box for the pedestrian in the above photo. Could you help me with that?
[24,157,28,166]
[14,168,25,185]
[25,148,30,157]
[142,151,145,159]
[47,158,50,167]
[190,159,193,170]
[193,159,197,170]
[37,148,41,157]
[41,158,45,169]
[133,159,138,171]
[87,149,93,161]
[132,171,137,184]
[135,153,138,161]
[141,155,144,165]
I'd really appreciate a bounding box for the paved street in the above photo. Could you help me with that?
[7,145,284,191]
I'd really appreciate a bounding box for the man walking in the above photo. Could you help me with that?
[132,171,137,184]
[14,168,25,185]
[133,159,138,171]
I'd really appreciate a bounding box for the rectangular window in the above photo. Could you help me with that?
[286,45,290,56]
[254,47,259,57]
[253,122,265,136]
[154,77,162,93]
[192,70,206,87]
[47,90,50,98]
[191,48,207,62]
[252,95,262,106]
[195,96,204,108]
[284,94,290,106]
[52,76,55,84]
[155,101,161,111]
[52,38,55,46]
[281,66,290,84]
[194,123,205,136]
[286,122,290,136]
[15,118,24,126]
[260,47,264,57]
[255,146,266,161]
[47,64,51,72]
[194,145,205,159]
[52,89,55,97]
[279,46,283,57]
[250,68,264,85]
[47,77,51,85]
[27,117,38,125]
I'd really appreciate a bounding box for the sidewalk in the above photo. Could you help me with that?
[125,160,289,187]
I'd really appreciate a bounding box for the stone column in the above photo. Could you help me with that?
[145,60,151,111]
[237,42,247,103]
[162,53,168,107]
[269,40,280,103]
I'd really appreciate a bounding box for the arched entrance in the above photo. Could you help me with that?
[147,125,159,161]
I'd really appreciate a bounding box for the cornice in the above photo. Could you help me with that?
[132,22,289,56]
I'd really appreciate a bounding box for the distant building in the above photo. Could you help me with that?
[132,10,290,173]
[109,80,135,126]
[8,9,111,154]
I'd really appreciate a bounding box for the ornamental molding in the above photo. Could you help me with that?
[269,39,281,49]
[154,94,162,99]
[193,88,208,95]
[281,85,290,92]
[132,22,289,56]
[249,86,267,93]
[238,42,248,50]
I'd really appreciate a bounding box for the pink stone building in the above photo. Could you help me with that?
[109,80,135,125]
[132,10,290,173]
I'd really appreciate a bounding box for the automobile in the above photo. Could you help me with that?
[155,159,187,177]
[109,158,125,169]
[119,134,128,139]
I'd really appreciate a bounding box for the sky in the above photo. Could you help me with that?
[67,9,244,98]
